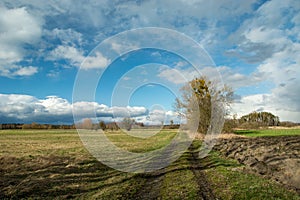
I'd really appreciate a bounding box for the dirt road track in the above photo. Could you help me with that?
[132,143,216,200]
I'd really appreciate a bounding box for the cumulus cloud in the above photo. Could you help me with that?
[158,65,264,89]
[12,66,38,76]
[49,28,83,46]
[132,110,181,126]
[226,0,300,122]
[83,52,111,69]
[48,45,84,67]
[0,6,42,77]
[0,94,151,124]
[48,45,110,69]
[0,94,182,125]
[231,92,300,122]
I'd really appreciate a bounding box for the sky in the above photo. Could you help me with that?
[0,0,300,125]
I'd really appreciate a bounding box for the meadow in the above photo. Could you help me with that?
[0,129,299,199]
[234,128,300,137]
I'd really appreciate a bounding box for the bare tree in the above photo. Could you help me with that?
[121,118,135,131]
[175,77,233,134]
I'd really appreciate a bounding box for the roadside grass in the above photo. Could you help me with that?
[0,129,299,199]
[234,128,300,137]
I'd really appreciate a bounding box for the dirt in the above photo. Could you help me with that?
[213,135,300,193]
[189,144,216,200]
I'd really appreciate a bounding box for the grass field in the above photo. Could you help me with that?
[234,128,300,137]
[0,129,299,199]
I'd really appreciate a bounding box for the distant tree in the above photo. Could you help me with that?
[170,120,174,125]
[82,118,93,129]
[106,122,120,131]
[99,121,106,131]
[280,121,298,127]
[121,118,134,131]
[240,111,279,127]
[92,123,99,130]
[31,122,40,129]
[175,77,233,134]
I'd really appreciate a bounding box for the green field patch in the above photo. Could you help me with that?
[234,128,300,137]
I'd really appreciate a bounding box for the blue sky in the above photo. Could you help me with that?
[0,0,300,124]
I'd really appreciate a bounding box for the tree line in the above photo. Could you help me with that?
[0,123,76,130]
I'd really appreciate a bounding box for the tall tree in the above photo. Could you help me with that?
[175,77,233,134]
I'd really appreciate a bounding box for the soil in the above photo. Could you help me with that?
[213,135,300,193]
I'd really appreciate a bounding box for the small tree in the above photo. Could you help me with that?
[82,118,93,130]
[170,120,174,125]
[122,118,134,131]
[99,121,106,131]
[175,77,233,134]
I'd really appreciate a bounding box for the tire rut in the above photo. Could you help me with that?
[133,173,164,200]
[131,143,217,200]
[189,144,216,200]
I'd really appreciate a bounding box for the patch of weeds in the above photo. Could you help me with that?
[234,129,300,137]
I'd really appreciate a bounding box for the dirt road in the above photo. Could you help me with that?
[132,143,216,200]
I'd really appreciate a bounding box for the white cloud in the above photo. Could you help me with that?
[12,66,38,76]
[158,65,264,89]
[231,93,300,122]
[133,109,181,126]
[0,6,42,77]
[82,52,111,69]
[37,96,72,115]
[158,68,193,84]
[0,94,184,124]
[0,94,149,123]
[48,45,84,67]
[50,28,83,46]
[49,46,110,69]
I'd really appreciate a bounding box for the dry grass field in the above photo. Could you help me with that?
[0,129,299,199]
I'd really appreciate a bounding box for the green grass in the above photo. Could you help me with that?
[0,129,299,199]
[234,128,300,137]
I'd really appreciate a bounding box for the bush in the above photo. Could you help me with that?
[279,121,299,127]
[222,119,238,133]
